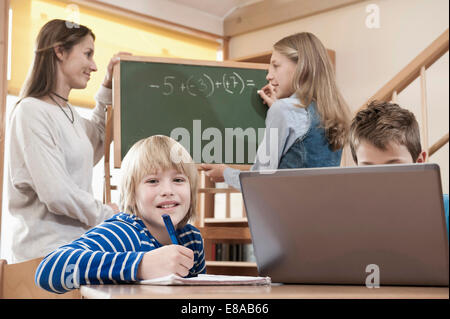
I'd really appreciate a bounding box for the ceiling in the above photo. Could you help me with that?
[168,0,264,19]
[91,0,364,37]
[168,0,365,36]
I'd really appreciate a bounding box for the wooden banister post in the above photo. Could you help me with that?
[203,173,215,220]
[195,169,205,228]
[392,90,398,103]
[103,105,113,203]
[420,66,429,160]
[225,188,231,218]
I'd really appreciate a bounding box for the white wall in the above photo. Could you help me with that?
[229,0,449,192]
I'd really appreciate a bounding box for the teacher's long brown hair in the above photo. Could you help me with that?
[17,19,95,105]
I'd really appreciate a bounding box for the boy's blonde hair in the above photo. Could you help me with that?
[273,32,351,151]
[120,135,198,227]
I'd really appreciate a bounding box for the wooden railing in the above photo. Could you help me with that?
[358,28,449,158]
[429,133,450,157]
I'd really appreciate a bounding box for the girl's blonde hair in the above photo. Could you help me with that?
[17,19,95,104]
[274,32,351,150]
[120,135,198,228]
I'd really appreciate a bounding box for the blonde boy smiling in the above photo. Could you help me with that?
[135,168,191,245]
[36,136,206,293]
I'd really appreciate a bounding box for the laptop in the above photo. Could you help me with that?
[239,164,449,286]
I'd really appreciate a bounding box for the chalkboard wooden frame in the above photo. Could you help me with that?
[111,55,268,168]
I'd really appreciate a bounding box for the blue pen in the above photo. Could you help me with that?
[162,214,179,245]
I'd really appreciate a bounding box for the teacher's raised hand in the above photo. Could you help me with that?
[103,52,132,89]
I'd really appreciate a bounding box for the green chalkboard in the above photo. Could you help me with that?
[114,56,269,167]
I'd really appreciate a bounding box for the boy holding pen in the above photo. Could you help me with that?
[349,100,448,233]
[35,135,206,294]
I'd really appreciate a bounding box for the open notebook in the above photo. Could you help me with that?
[139,274,271,286]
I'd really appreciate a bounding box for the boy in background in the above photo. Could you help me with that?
[349,100,448,233]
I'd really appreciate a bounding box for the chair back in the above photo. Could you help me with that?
[0,257,80,299]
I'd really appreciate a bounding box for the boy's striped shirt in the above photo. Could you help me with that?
[35,213,206,293]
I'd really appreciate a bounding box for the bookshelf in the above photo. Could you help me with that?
[195,165,258,276]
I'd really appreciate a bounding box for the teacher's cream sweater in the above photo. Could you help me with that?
[7,86,115,263]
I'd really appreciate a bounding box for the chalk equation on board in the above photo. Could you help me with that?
[147,72,258,97]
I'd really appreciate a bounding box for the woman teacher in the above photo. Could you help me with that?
[7,19,126,262]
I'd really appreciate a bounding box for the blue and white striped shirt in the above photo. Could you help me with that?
[35,213,206,293]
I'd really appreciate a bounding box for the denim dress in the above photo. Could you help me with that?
[224,98,343,190]
[279,103,342,169]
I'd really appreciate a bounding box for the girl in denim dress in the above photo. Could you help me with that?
[201,32,351,190]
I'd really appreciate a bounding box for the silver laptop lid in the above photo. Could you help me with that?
[240,164,449,286]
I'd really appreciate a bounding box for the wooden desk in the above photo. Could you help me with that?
[80,284,448,299]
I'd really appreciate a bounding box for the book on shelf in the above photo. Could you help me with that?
[210,243,216,261]
[243,243,256,262]
[223,243,229,261]
[212,243,256,262]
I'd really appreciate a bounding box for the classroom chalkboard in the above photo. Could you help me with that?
[113,56,269,167]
